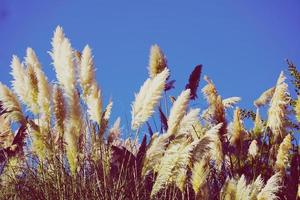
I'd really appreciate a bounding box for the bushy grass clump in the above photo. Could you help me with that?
[0,27,299,200]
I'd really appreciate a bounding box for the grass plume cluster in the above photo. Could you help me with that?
[0,27,299,200]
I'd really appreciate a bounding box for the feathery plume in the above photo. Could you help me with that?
[185,65,202,100]
[36,68,51,132]
[65,89,82,175]
[10,56,26,98]
[86,84,102,125]
[108,117,121,144]
[275,134,292,171]
[79,45,96,97]
[229,108,246,146]
[202,76,218,103]
[221,178,237,200]
[148,44,167,79]
[254,87,275,107]
[150,142,182,196]
[166,89,190,136]
[142,133,169,176]
[191,121,205,140]
[0,83,24,123]
[236,175,251,200]
[151,140,199,196]
[26,65,39,113]
[174,140,200,192]
[202,76,226,136]
[222,97,241,109]
[248,140,258,158]
[103,100,113,121]
[25,48,51,128]
[191,159,209,194]
[0,116,14,149]
[11,55,39,114]
[25,47,41,69]
[266,71,289,140]
[253,108,264,137]
[53,85,66,135]
[295,95,300,122]
[257,173,281,200]
[249,175,264,200]
[206,123,223,169]
[50,26,76,97]
[65,124,79,175]
[176,108,200,137]
[131,68,169,130]
[29,121,48,160]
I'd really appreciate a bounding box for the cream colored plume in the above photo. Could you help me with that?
[148,44,167,79]
[53,85,66,135]
[65,123,79,175]
[220,178,237,200]
[79,45,96,97]
[222,97,241,109]
[108,117,121,144]
[0,83,24,123]
[86,83,102,125]
[253,108,264,137]
[26,48,52,132]
[266,71,289,140]
[176,108,200,137]
[11,55,39,114]
[248,140,258,158]
[50,26,76,97]
[150,142,182,197]
[103,100,113,121]
[174,139,203,192]
[201,76,226,127]
[254,87,275,107]
[0,116,14,149]
[191,159,209,194]
[65,89,83,175]
[229,108,245,146]
[295,95,300,122]
[29,120,48,160]
[206,123,224,170]
[202,76,219,105]
[10,56,26,98]
[257,173,281,200]
[275,134,292,171]
[151,140,199,196]
[131,68,169,130]
[142,133,169,176]
[249,175,264,199]
[25,47,41,69]
[166,89,191,136]
[236,175,251,200]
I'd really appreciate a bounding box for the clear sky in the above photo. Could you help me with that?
[0,0,300,134]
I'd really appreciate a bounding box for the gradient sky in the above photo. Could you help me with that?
[0,1,300,134]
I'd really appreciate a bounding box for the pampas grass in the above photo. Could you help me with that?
[266,71,289,140]
[148,44,167,79]
[248,139,258,158]
[257,173,282,200]
[0,83,25,123]
[275,134,292,171]
[131,68,169,130]
[166,89,190,136]
[0,26,298,200]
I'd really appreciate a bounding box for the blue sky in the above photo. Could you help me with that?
[0,1,300,134]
